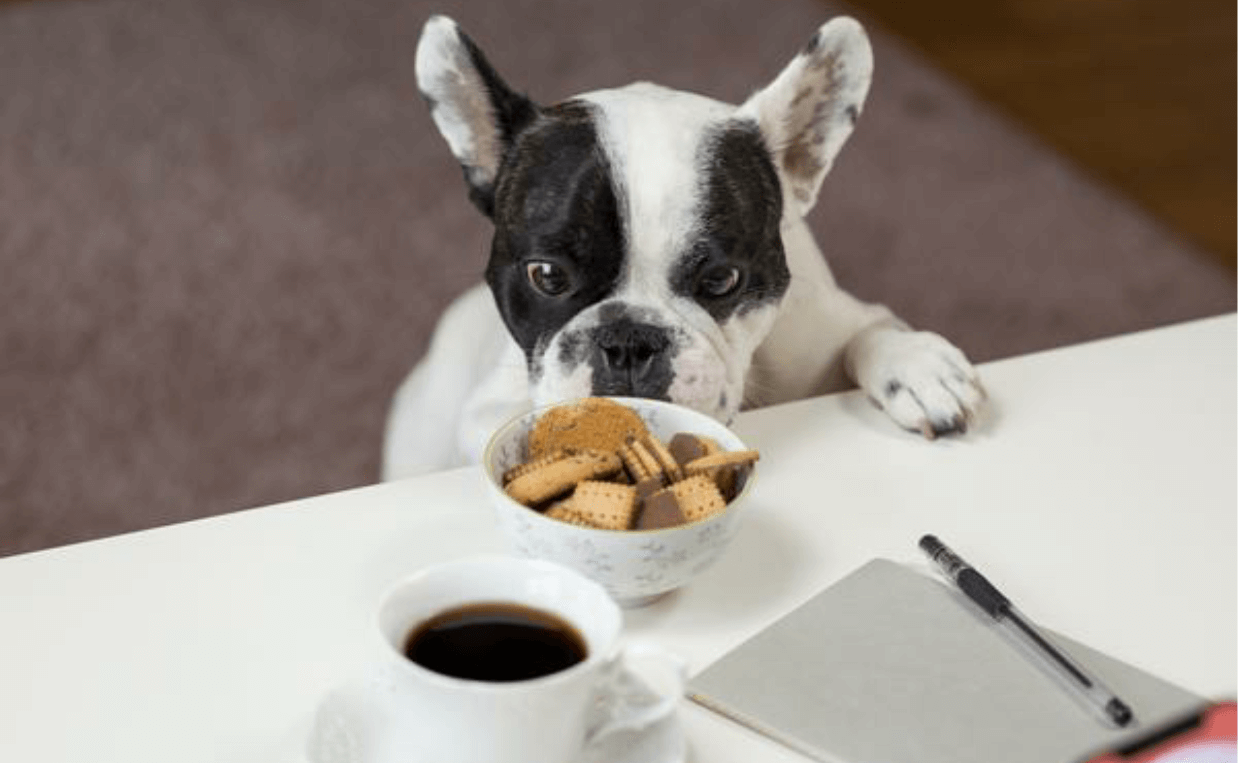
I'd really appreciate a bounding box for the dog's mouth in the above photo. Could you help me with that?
[590,378,672,399]
[528,305,742,426]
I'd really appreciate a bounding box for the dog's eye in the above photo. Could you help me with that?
[526,261,571,297]
[698,265,742,298]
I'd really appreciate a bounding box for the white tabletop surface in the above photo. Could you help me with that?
[1,314,1234,763]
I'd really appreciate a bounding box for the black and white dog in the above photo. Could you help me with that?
[383,15,984,479]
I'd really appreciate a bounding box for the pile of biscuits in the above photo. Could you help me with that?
[501,398,758,531]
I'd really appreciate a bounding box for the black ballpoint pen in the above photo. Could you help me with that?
[919,534,1137,728]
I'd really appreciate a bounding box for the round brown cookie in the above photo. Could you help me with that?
[528,398,651,459]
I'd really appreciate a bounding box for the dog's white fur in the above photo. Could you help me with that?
[383,16,984,480]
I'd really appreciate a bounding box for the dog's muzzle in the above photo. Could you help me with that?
[589,319,674,399]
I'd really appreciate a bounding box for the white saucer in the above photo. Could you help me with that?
[300,691,688,763]
[582,708,687,763]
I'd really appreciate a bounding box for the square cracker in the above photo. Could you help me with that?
[669,474,727,522]
[545,500,601,528]
[571,480,638,530]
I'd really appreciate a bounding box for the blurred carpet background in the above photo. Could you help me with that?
[1,0,1233,555]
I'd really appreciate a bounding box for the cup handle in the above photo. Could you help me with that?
[586,640,688,743]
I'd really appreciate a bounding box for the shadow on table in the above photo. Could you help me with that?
[626,502,819,631]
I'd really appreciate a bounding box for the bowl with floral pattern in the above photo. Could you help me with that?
[482,397,756,607]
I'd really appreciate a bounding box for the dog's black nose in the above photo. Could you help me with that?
[590,320,673,398]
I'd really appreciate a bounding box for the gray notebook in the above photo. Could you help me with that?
[689,559,1201,763]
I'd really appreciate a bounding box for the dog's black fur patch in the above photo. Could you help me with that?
[483,105,789,400]
[671,119,790,322]
[485,101,626,363]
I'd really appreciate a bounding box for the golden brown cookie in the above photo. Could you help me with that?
[545,501,600,528]
[619,437,662,484]
[669,474,727,523]
[528,398,650,459]
[683,449,760,473]
[502,449,567,485]
[684,449,759,501]
[570,480,639,530]
[641,435,684,483]
[504,450,622,506]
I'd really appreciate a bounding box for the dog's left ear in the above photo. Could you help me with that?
[738,18,873,216]
[415,16,540,217]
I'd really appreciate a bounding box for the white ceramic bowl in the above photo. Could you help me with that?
[482,397,756,607]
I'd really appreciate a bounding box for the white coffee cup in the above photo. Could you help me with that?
[307,556,686,763]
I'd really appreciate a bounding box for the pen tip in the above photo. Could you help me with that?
[918,534,940,553]
[1108,699,1135,727]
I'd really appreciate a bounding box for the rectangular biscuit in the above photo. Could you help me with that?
[669,474,727,523]
[619,438,663,484]
[571,480,638,530]
[684,449,760,472]
[685,449,759,501]
[545,501,602,528]
[641,435,684,483]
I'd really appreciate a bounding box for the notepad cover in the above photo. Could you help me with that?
[688,559,1202,763]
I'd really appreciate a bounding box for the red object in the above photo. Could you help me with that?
[1082,702,1236,762]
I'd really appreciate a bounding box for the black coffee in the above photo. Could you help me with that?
[403,602,587,682]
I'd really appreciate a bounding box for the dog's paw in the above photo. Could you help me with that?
[848,328,985,438]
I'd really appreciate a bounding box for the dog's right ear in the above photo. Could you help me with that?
[415,16,539,218]
[737,18,873,217]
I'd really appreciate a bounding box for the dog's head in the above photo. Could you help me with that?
[415,16,871,422]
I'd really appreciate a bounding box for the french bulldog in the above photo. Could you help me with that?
[382,15,984,479]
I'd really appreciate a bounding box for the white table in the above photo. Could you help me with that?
[1,314,1233,763]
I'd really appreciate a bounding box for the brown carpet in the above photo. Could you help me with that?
[1,0,1232,557]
